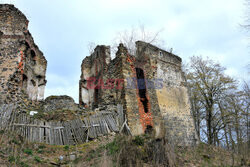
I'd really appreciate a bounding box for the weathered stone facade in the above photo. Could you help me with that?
[79,45,111,108]
[80,41,198,145]
[0,4,47,103]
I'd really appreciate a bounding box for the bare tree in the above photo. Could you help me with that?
[111,25,166,56]
[87,42,96,55]
[187,56,237,145]
[242,81,250,149]
[86,25,167,58]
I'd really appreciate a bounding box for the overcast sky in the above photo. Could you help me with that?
[1,0,249,102]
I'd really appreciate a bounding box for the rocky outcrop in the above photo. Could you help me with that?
[43,95,80,112]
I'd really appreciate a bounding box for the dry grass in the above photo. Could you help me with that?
[175,142,250,167]
[33,109,79,121]
[0,131,248,167]
[0,130,114,166]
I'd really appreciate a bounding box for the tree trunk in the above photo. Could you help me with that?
[206,107,213,145]
[218,103,230,149]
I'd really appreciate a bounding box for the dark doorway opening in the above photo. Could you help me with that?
[136,68,149,113]
[145,125,153,134]
[22,74,28,89]
[30,50,36,65]
[24,41,30,49]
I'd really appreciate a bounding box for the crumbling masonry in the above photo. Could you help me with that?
[79,42,198,145]
[0,4,197,146]
[0,4,47,103]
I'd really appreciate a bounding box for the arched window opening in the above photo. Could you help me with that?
[30,50,36,65]
[24,41,30,49]
[136,68,149,113]
[159,51,163,57]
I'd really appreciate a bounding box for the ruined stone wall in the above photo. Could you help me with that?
[136,41,197,145]
[79,44,127,110]
[108,44,163,136]
[80,42,197,145]
[0,4,47,103]
[79,43,164,137]
[100,45,126,107]
[79,45,110,107]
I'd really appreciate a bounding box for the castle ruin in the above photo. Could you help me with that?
[1,4,197,146]
[79,42,197,145]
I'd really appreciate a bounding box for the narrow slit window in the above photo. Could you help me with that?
[136,68,149,113]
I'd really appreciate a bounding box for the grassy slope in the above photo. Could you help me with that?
[0,131,249,167]
[175,143,248,167]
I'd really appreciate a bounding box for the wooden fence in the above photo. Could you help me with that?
[0,103,16,130]
[0,104,131,145]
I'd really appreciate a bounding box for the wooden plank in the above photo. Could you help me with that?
[104,118,111,134]
[117,104,124,128]
[84,117,93,138]
[71,119,81,144]
[29,118,33,142]
[101,116,108,135]
[39,120,43,143]
[59,121,64,145]
[93,115,99,136]
[98,116,103,135]
[79,119,88,142]
[12,124,51,128]
[61,122,68,145]
[33,119,37,142]
[69,121,76,145]
[106,114,119,132]
[76,119,87,143]
[69,120,76,144]
[99,115,106,135]
[53,122,58,145]
[45,121,49,144]
[51,122,56,145]
[57,122,63,145]
[105,115,113,131]
[64,121,73,145]
[90,117,96,138]
[47,122,52,144]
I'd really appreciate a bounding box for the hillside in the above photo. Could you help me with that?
[0,131,248,167]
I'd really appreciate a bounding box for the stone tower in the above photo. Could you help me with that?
[80,41,198,145]
[0,4,47,103]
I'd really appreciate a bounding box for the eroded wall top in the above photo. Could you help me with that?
[0,4,28,35]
